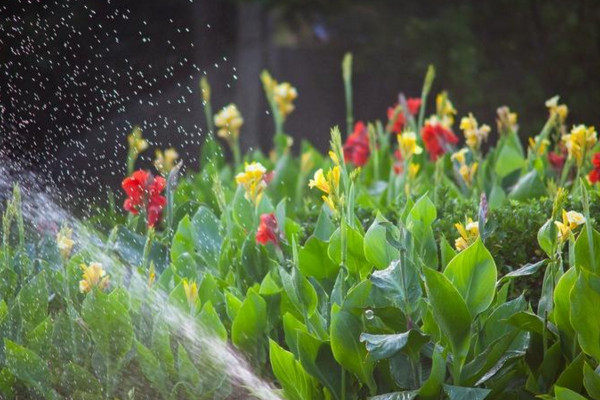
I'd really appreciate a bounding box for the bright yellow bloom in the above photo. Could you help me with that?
[154,148,179,175]
[455,218,479,251]
[235,162,267,204]
[528,137,550,156]
[408,163,420,179]
[562,124,597,166]
[436,92,457,126]
[79,262,110,294]
[555,209,586,242]
[56,226,74,260]
[496,106,518,133]
[274,82,298,119]
[127,127,148,156]
[309,166,341,213]
[300,152,314,174]
[397,131,423,159]
[545,96,569,124]
[460,113,490,151]
[451,148,469,166]
[182,279,198,308]
[215,104,243,142]
[329,150,340,166]
[458,162,478,187]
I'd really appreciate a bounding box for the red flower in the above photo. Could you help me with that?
[393,149,404,174]
[589,153,600,183]
[256,213,279,245]
[343,121,370,166]
[407,98,422,116]
[387,106,406,134]
[122,170,167,227]
[548,151,566,171]
[421,123,459,160]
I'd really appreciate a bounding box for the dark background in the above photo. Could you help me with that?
[1,0,599,202]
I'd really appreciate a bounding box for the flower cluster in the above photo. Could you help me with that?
[460,113,490,152]
[454,218,479,251]
[555,210,586,242]
[496,106,518,134]
[528,137,550,156]
[56,226,74,260]
[256,213,280,246]
[122,170,167,227]
[343,121,370,166]
[79,262,110,294]
[421,117,458,160]
[435,92,457,127]
[386,98,421,134]
[545,95,569,124]
[235,162,269,204]
[274,82,298,119]
[562,124,597,166]
[451,148,478,187]
[154,148,179,175]
[215,104,244,144]
[397,130,422,160]
[589,153,600,183]
[127,126,149,158]
[309,159,341,213]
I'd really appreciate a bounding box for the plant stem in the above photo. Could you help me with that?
[342,53,353,138]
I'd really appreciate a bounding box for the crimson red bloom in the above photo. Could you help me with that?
[387,106,406,134]
[343,121,370,166]
[122,170,167,227]
[407,98,422,116]
[256,213,279,245]
[393,149,404,174]
[548,151,566,171]
[589,153,600,183]
[421,123,459,160]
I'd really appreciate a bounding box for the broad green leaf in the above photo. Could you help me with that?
[508,169,547,201]
[198,273,225,308]
[191,206,222,267]
[328,225,369,278]
[330,303,376,394]
[444,238,497,316]
[363,214,400,270]
[299,236,339,280]
[81,291,133,364]
[419,347,446,399]
[313,208,336,242]
[553,268,577,350]
[369,392,418,400]
[152,318,175,378]
[269,339,318,400]
[232,185,255,232]
[494,139,524,178]
[583,362,600,400]
[554,386,587,400]
[135,340,168,396]
[422,268,472,361]
[501,260,547,282]
[280,266,318,318]
[60,362,102,395]
[570,269,600,360]
[370,259,421,315]
[296,330,341,400]
[538,219,558,258]
[198,301,227,341]
[177,344,201,391]
[5,339,54,398]
[231,288,267,354]
[360,330,429,361]
[17,272,48,327]
[405,194,438,268]
[575,227,600,273]
[440,236,456,271]
[555,352,584,393]
[443,384,491,400]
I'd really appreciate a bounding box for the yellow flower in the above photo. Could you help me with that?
[300,152,314,174]
[329,150,340,166]
[214,104,243,142]
[496,106,518,133]
[528,137,550,156]
[555,209,586,242]
[274,82,298,119]
[458,162,478,187]
[436,92,457,126]
[309,166,341,213]
[408,163,420,179]
[127,127,148,156]
[460,113,490,151]
[235,162,267,204]
[154,148,179,174]
[56,226,74,260]
[79,262,110,294]
[182,279,198,308]
[562,124,597,166]
[451,148,469,166]
[397,131,423,159]
[455,218,479,251]
[545,96,569,124]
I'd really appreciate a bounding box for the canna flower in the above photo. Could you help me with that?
[56,226,74,260]
[393,149,404,175]
[421,118,459,160]
[436,92,457,127]
[555,210,586,242]
[397,130,423,160]
[343,121,370,166]
[589,153,600,183]
[451,148,469,166]
[256,213,279,246]
[235,162,268,204]
[562,124,597,166]
[408,163,420,179]
[182,279,198,309]
[309,166,341,213]
[274,82,298,119]
[387,105,406,134]
[496,106,518,134]
[122,170,167,227]
[127,126,149,157]
[454,218,479,251]
[545,96,569,124]
[79,262,110,293]
[154,148,179,175]
[300,152,315,174]
[214,104,243,143]
[528,137,550,156]
[460,113,490,151]
[451,148,478,187]
[407,98,422,116]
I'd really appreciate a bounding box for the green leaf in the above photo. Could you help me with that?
[177,344,201,391]
[359,330,429,361]
[231,288,267,354]
[232,185,255,232]
[494,139,525,178]
[501,260,547,282]
[269,339,318,400]
[330,303,376,394]
[60,362,102,395]
[369,392,418,400]
[538,219,558,258]
[328,225,369,278]
[299,236,339,280]
[554,386,588,400]
[555,352,584,393]
[508,169,547,201]
[419,347,446,399]
[553,268,577,350]
[81,291,133,364]
[191,206,222,267]
[570,269,600,360]
[17,272,48,327]
[363,214,400,270]
[296,330,341,400]
[280,266,318,318]
[135,340,168,396]
[444,238,497,317]
[4,339,54,398]
[198,301,227,341]
[313,208,336,242]
[370,259,421,315]
[405,194,438,268]
[575,227,600,273]
[443,384,491,400]
[422,268,472,361]
[583,362,600,400]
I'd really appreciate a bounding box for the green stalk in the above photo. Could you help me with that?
[580,178,596,267]
[232,138,242,171]
[417,65,435,134]
[367,123,379,182]
[342,53,354,138]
